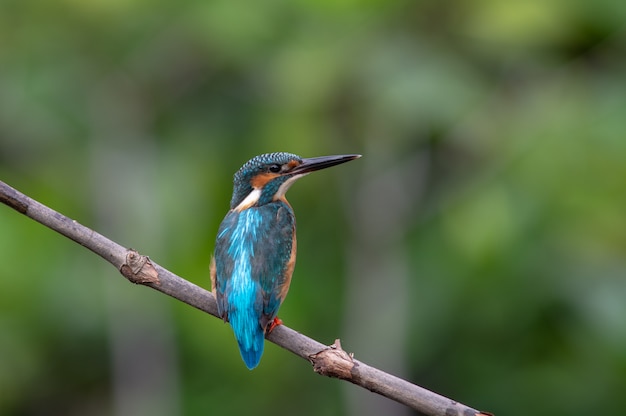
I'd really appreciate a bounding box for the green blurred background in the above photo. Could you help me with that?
[1,1,625,415]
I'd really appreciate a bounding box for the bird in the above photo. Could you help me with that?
[210,152,360,369]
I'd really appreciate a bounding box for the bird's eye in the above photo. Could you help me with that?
[269,164,281,173]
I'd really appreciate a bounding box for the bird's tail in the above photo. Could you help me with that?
[229,309,265,370]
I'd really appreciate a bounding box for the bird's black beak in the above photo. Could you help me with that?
[290,154,361,175]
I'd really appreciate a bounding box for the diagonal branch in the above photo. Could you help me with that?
[0,180,492,416]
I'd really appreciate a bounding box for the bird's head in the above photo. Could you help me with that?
[229,152,360,211]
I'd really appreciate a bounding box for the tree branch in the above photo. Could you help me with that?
[0,180,491,416]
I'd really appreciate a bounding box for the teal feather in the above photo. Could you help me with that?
[214,203,295,369]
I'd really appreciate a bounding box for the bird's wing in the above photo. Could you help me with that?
[250,202,295,329]
[213,211,238,320]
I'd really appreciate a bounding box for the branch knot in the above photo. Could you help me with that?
[309,339,355,380]
[119,249,159,285]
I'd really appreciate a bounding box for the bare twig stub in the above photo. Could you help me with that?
[0,180,491,416]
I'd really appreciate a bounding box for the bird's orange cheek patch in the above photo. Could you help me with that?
[287,160,300,169]
[251,172,280,188]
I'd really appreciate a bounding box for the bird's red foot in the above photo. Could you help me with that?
[266,317,283,334]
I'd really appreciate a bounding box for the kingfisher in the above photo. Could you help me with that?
[210,152,360,369]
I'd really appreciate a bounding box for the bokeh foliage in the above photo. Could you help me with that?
[1,1,625,415]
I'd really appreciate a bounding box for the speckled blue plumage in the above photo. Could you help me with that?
[213,199,295,369]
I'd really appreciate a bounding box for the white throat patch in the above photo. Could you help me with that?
[273,173,308,201]
[233,188,261,212]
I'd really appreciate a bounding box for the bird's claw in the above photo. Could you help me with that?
[266,317,283,334]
